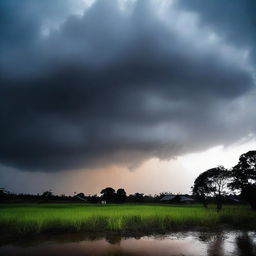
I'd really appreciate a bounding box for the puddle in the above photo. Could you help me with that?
[1,230,256,256]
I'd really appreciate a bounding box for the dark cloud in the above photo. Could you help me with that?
[179,0,256,62]
[0,0,255,171]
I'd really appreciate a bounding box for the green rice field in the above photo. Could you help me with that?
[0,203,255,240]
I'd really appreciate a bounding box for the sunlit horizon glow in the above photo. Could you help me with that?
[1,139,255,196]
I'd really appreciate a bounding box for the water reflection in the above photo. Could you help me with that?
[236,232,256,256]
[105,234,122,245]
[207,233,225,256]
[0,231,255,256]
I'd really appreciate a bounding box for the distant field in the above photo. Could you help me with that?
[0,203,255,240]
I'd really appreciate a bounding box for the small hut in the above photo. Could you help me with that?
[160,194,194,204]
[160,195,176,202]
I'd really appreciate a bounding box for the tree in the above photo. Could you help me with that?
[41,190,53,198]
[87,194,100,203]
[230,151,256,209]
[132,193,144,202]
[116,188,127,203]
[230,151,256,189]
[241,184,256,210]
[192,172,212,208]
[192,166,230,211]
[100,187,115,203]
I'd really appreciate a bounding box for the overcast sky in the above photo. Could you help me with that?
[1,0,256,195]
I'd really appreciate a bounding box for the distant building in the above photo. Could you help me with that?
[178,195,194,203]
[160,195,176,202]
[0,188,9,200]
[74,193,87,202]
[0,188,8,195]
[225,195,240,203]
[160,194,194,204]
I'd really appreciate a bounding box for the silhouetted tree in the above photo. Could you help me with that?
[230,151,256,209]
[132,193,144,202]
[230,151,256,188]
[192,166,230,211]
[41,190,53,197]
[241,184,256,210]
[116,188,126,203]
[100,187,115,203]
[87,194,100,203]
[192,172,213,208]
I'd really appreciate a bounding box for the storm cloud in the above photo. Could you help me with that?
[179,0,256,63]
[0,0,255,171]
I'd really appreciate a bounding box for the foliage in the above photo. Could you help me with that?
[100,187,116,203]
[42,191,53,197]
[230,150,256,188]
[127,193,144,203]
[241,184,256,210]
[230,151,256,209]
[192,166,230,210]
[116,189,127,203]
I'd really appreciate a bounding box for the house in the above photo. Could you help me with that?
[0,188,9,195]
[178,195,194,203]
[160,195,176,202]
[160,194,194,204]
[225,195,240,204]
[74,193,87,202]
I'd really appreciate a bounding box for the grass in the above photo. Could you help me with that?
[0,203,255,240]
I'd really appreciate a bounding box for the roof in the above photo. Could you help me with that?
[0,188,9,194]
[160,195,194,202]
[179,196,194,202]
[160,195,176,201]
[227,196,240,202]
[74,194,87,202]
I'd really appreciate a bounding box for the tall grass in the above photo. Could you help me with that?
[0,204,255,238]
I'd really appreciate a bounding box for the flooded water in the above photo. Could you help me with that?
[0,231,255,256]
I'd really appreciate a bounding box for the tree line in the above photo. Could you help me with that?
[192,150,256,210]
[0,188,170,203]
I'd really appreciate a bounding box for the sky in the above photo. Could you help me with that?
[1,0,256,195]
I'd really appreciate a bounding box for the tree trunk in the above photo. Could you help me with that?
[203,200,208,208]
[216,194,222,212]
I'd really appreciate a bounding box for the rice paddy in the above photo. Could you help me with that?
[0,203,255,240]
